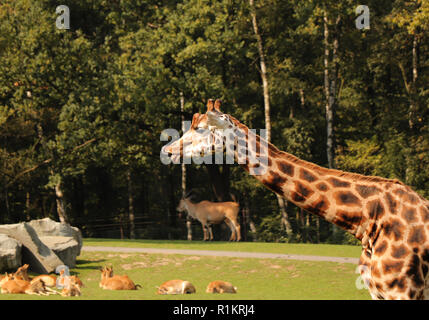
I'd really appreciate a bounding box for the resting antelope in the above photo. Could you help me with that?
[156,279,196,295]
[60,276,82,297]
[13,264,30,281]
[206,280,237,294]
[57,269,84,289]
[13,263,59,288]
[1,273,58,295]
[177,197,241,241]
[99,266,140,290]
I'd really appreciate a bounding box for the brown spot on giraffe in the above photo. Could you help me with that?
[303,195,330,217]
[406,193,419,204]
[262,171,286,195]
[334,211,362,231]
[419,205,429,222]
[277,161,294,177]
[328,177,350,188]
[382,260,404,274]
[367,199,385,220]
[408,226,426,245]
[392,188,419,204]
[334,191,361,207]
[402,206,418,223]
[299,168,318,183]
[355,185,381,198]
[294,181,314,198]
[316,182,329,192]
[290,181,314,203]
[393,188,407,197]
[384,219,405,242]
[385,192,397,215]
[374,240,388,256]
[406,254,425,288]
[391,244,409,259]
[387,277,407,292]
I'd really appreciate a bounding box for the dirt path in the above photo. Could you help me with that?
[82,246,359,264]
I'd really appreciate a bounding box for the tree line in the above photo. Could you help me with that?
[0,0,427,244]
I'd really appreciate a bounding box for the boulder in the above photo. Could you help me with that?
[0,222,63,274]
[39,236,80,268]
[0,234,22,272]
[27,218,82,255]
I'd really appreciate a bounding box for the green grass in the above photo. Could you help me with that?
[0,240,369,300]
[83,238,362,258]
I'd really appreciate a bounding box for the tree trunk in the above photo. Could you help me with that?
[25,192,30,221]
[324,11,341,238]
[205,164,231,202]
[324,11,338,170]
[180,92,193,241]
[244,195,257,242]
[250,0,293,238]
[409,34,418,129]
[55,180,69,224]
[127,169,135,239]
[5,185,10,222]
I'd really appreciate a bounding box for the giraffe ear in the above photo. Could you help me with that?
[214,99,222,112]
[207,99,214,112]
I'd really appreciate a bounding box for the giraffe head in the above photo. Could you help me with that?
[162,99,228,163]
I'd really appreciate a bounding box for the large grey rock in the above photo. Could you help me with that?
[39,236,79,268]
[27,218,82,255]
[0,222,63,274]
[0,234,22,272]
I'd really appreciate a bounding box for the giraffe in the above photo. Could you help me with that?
[161,99,429,300]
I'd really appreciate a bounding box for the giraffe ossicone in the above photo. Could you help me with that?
[161,99,269,174]
[162,98,429,300]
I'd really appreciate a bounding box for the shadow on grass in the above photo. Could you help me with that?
[74,259,107,272]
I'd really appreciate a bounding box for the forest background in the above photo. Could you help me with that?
[0,0,427,244]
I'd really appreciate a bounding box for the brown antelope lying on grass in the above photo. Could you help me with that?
[57,269,84,289]
[177,196,241,241]
[206,280,237,294]
[13,263,61,288]
[0,273,59,295]
[156,279,196,295]
[60,276,82,297]
[99,266,140,290]
[13,264,30,281]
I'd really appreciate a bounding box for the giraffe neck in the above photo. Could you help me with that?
[226,117,376,240]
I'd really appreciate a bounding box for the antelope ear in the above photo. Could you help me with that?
[207,99,214,112]
[191,113,200,129]
[214,99,222,112]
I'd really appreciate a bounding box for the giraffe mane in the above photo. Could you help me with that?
[226,114,405,186]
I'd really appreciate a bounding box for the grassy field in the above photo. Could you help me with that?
[0,240,370,300]
[83,238,362,258]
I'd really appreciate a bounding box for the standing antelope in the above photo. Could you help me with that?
[177,197,241,241]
